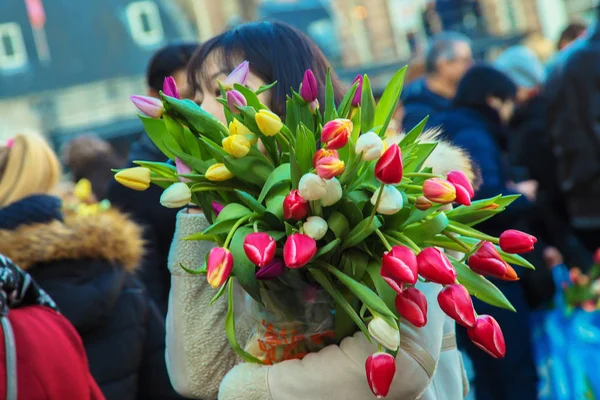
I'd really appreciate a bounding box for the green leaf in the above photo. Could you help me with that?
[183,232,221,242]
[402,212,449,244]
[203,204,252,235]
[258,164,291,203]
[342,216,383,250]
[374,66,407,137]
[236,106,260,133]
[164,114,185,145]
[133,161,176,178]
[341,250,370,281]
[337,81,359,119]
[314,238,341,259]
[166,145,212,174]
[400,116,429,147]
[403,142,438,173]
[366,262,397,313]
[180,263,207,275]
[162,96,229,142]
[255,81,277,96]
[338,197,366,227]
[224,155,274,186]
[295,124,316,175]
[182,126,207,159]
[209,281,228,305]
[328,212,350,239]
[324,68,338,122]
[235,190,266,215]
[234,83,266,111]
[139,116,180,160]
[360,75,376,133]
[230,228,261,302]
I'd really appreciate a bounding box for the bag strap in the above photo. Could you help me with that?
[1,316,17,400]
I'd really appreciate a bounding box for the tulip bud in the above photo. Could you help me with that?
[321,177,343,207]
[74,178,92,202]
[423,179,456,204]
[207,247,234,288]
[437,284,476,328]
[315,156,345,179]
[283,234,317,268]
[321,119,352,150]
[595,249,600,265]
[467,315,506,358]
[375,145,403,185]
[309,99,319,114]
[500,265,519,281]
[212,201,224,217]
[256,258,285,280]
[243,232,276,267]
[160,182,192,208]
[206,163,234,181]
[313,149,339,168]
[454,184,472,206]
[417,248,457,285]
[415,196,433,211]
[356,131,384,161]
[381,246,418,292]
[163,76,180,99]
[395,287,428,328]
[115,167,151,191]
[175,157,192,183]
[130,95,164,119]
[298,173,327,201]
[300,69,318,103]
[468,242,509,278]
[351,75,363,107]
[283,190,309,220]
[368,317,400,351]
[498,230,537,254]
[222,134,251,158]
[223,60,249,89]
[365,352,396,398]
[447,170,474,197]
[303,216,328,240]
[371,185,404,215]
[226,90,247,114]
[228,118,256,142]
[256,109,283,136]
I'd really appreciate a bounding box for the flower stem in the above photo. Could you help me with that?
[396,232,421,253]
[192,186,236,193]
[375,229,392,251]
[442,231,471,252]
[404,172,443,179]
[368,182,385,226]
[399,184,423,192]
[223,213,255,249]
[445,224,499,244]
[460,240,486,263]
[253,220,259,233]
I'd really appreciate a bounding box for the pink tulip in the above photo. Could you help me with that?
[437,284,476,328]
[498,230,537,254]
[313,148,339,168]
[417,248,457,285]
[467,315,506,358]
[300,69,318,103]
[206,248,234,288]
[321,119,352,150]
[283,234,317,268]
[223,60,249,89]
[375,145,403,185]
[243,233,276,268]
[365,352,396,398]
[211,201,224,217]
[175,157,192,182]
[381,246,418,293]
[423,179,456,204]
[447,170,474,198]
[163,76,180,99]
[454,184,472,206]
[351,75,363,107]
[130,95,164,119]
[395,287,428,328]
[256,258,286,280]
[226,90,247,114]
[468,242,509,278]
[283,190,309,221]
[315,156,345,179]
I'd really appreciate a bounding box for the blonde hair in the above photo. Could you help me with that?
[0,134,62,206]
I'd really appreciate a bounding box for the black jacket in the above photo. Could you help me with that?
[402,78,452,131]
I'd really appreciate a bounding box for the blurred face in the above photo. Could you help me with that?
[438,42,473,85]
[487,96,515,124]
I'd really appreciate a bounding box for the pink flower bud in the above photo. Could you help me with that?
[454,184,472,206]
[315,156,345,179]
[467,315,506,358]
[130,95,164,118]
[366,352,396,398]
[468,242,509,278]
[447,170,474,197]
[243,233,276,268]
[256,258,285,280]
[283,190,309,220]
[437,284,476,328]
[207,247,234,288]
[395,287,428,328]
[321,119,352,150]
[211,201,224,217]
[417,248,457,285]
[381,246,418,293]
[313,148,339,168]
[352,75,363,107]
[226,90,247,114]
[223,60,249,89]
[283,234,317,268]
[163,76,180,99]
[375,144,403,185]
[175,157,192,182]
[415,196,433,211]
[300,69,318,103]
[499,230,537,254]
[423,179,456,204]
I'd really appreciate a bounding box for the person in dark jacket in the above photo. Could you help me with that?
[108,42,198,315]
[431,65,538,400]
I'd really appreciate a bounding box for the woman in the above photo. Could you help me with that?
[166,21,471,400]
[0,134,179,400]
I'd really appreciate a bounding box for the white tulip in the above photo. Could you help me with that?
[321,177,343,207]
[355,131,384,161]
[160,182,192,208]
[299,173,327,201]
[303,216,328,240]
[371,185,404,215]
[368,317,400,351]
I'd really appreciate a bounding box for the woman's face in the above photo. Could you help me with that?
[193,56,270,124]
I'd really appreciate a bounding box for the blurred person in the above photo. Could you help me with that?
[557,21,587,51]
[0,134,179,400]
[107,42,198,316]
[431,65,538,400]
[402,31,473,130]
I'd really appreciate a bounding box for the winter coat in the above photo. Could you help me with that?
[402,78,452,131]
[165,131,472,400]
[0,200,180,400]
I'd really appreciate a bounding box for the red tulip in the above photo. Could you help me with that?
[313,148,339,168]
[499,230,537,254]
[417,248,457,285]
[163,76,180,99]
[395,287,428,328]
[437,284,476,328]
[300,69,318,103]
[381,246,418,293]
[315,156,345,179]
[467,315,506,358]
[375,144,403,185]
[206,248,234,288]
[351,75,363,107]
[423,179,456,204]
[283,234,317,268]
[468,242,509,278]
[321,119,352,150]
[447,170,474,198]
[283,190,309,220]
[454,184,472,206]
[595,248,600,265]
[243,233,276,268]
[365,352,396,398]
[256,258,285,280]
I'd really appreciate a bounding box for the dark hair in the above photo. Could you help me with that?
[557,21,587,50]
[187,21,345,116]
[424,31,471,74]
[147,42,199,92]
[453,65,517,108]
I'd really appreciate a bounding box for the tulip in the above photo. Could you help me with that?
[206,163,234,181]
[500,265,519,281]
[256,109,283,136]
[207,247,234,288]
[321,177,342,207]
[309,99,319,114]
[283,190,309,220]
[499,230,537,254]
[467,315,506,358]
[423,178,456,204]
[395,287,428,328]
[300,69,318,103]
[355,131,384,161]
[371,185,404,215]
[256,258,285,280]
[351,75,363,107]
[313,148,339,167]
[163,76,180,99]
[283,234,317,268]
[415,196,433,211]
[366,352,396,398]
[223,60,249,89]
[368,317,400,351]
[226,90,247,114]
[74,178,92,202]
[5,138,14,148]
[115,167,151,191]
[298,173,327,201]
[375,145,403,185]
[468,241,509,278]
[130,95,164,118]
[160,182,191,208]
[315,156,345,179]
[243,232,276,267]
[437,284,476,328]
[321,119,352,150]
[447,170,474,198]
[303,216,328,240]
[454,184,472,206]
[229,118,255,139]
[417,248,457,285]
[381,246,418,292]
[175,157,192,182]
[595,248,600,265]
[212,201,224,217]
[222,134,251,158]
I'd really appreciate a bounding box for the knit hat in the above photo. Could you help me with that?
[0,195,63,230]
[494,46,546,89]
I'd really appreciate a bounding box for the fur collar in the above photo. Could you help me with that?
[0,208,143,272]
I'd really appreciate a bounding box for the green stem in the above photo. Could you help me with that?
[375,229,392,251]
[310,200,323,217]
[151,177,178,182]
[223,213,255,249]
[396,232,421,253]
[277,131,292,150]
[404,172,443,179]
[399,184,423,192]
[445,224,499,244]
[442,231,471,252]
[192,186,237,193]
[368,183,385,226]
[460,240,486,263]
[253,220,259,233]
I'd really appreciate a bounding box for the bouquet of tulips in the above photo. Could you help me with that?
[115,61,537,398]
[562,250,600,312]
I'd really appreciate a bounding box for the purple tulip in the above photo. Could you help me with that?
[130,95,164,119]
[256,258,285,280]
[211,201,224,217]
[351,75,363,107]
[226,90,247,114]
[223,60,250,89]
[163,76,180,99]
[300,69,318,103]
[175,157,192,182]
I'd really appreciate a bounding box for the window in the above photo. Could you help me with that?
[126,1,164,47]
[0,23,27,70]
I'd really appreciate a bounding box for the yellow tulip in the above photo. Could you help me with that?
[206,163,234,181]
[229,119,257,144]
[222,134,251,158]
[74,178,92,201]
[255,109,283,136]
[115,167,151,191]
